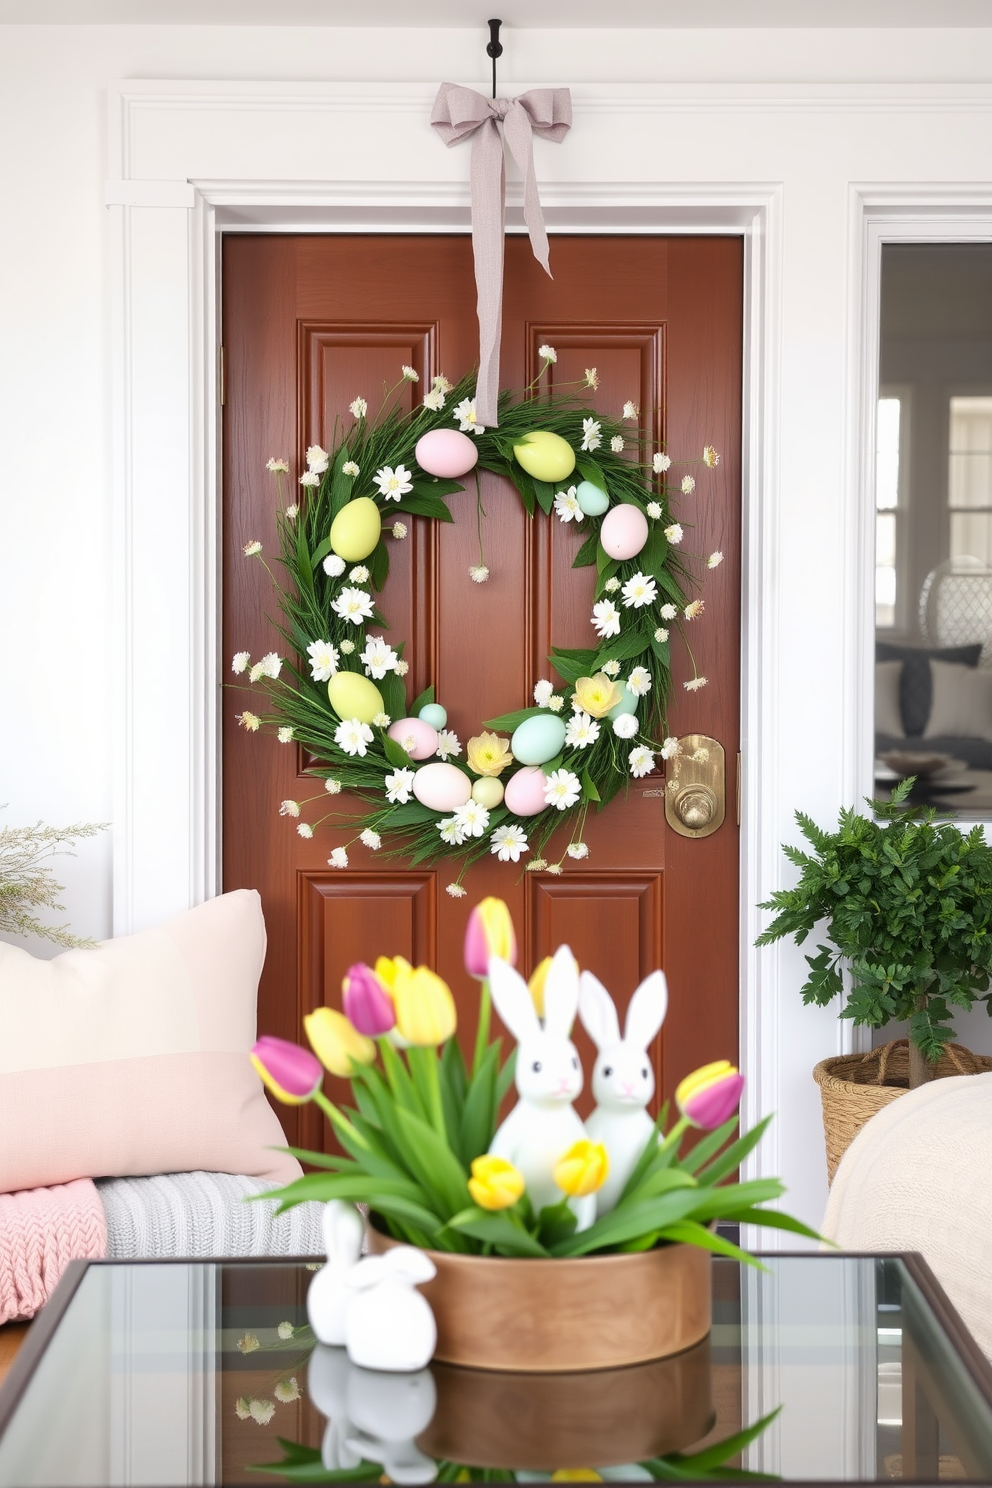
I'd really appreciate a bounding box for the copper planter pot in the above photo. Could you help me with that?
[366,1223,712,1373]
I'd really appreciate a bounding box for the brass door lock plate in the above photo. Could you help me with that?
[664,734,726,839]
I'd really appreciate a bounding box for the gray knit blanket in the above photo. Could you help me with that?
[96,1170,325,1259]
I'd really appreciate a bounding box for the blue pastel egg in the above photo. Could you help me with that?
[419,703,448,730]
[511,713,567,766]
[608,683,639,720]
[576,480,610,517]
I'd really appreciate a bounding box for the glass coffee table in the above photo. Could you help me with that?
[1,1252,991,1484]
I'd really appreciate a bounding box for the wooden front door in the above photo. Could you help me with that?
[223,234,742,1151]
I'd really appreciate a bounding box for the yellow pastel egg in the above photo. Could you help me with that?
[329,497,382,562]
[471,777,504,808]
[327,670,384,725]
[513,431,576,484]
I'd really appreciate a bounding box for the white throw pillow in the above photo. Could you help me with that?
[874,659,904,737]
[923,658,992,740]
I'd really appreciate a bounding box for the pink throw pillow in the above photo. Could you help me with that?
[0,890,301,1194]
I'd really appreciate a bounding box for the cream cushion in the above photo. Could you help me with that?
[0,890,301,1194]
[923,659,992,740]
[822,1072,992,1357]
[874,659,905,737]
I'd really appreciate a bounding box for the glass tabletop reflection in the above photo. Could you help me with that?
[1,1253,991,1485]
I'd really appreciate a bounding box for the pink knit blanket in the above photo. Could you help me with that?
[0,1179,106,1323]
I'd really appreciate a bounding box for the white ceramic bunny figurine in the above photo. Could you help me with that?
[578,968,669,1215]
[345,1364,438,1485]
[344,1246,437,1372]
[307,1343,362,1473]
[306,1199,365,1345]
[487,943,595,1228]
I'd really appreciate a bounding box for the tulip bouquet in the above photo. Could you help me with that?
[254,899,817,1263]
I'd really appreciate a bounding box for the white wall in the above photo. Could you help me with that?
[5,22,992,1229]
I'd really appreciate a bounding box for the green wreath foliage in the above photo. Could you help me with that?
[236,369,716,876]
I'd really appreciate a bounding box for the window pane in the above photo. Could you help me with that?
[949,397,992,512]
[876,512,896,628]
[949,512,992,568]
[876,398,901,511]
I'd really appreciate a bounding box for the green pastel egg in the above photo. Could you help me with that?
[329,497,382,562]
[418,703,447,730]
[472,777,505,808]
[607,683,639,721]
[511,713,567,766]
[513,431,576,484]
[576,480,610,517]
[327,670,384,725]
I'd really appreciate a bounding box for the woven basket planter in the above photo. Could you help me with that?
[813,1038,992,1183]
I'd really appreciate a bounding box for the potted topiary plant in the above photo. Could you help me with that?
[756,779,992,1179]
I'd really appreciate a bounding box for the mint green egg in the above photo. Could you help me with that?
[511,713,567,766]
[576,480,609,517]
[608,683,639,721]
[419,703,447,730]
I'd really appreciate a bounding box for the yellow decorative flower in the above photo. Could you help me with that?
[468,1154,526,1211]
[573,674,623,719]
[527,949,578,1016]
[392,965,457,1046]
[464,896,517,976]
[373,954,412,998]
[551,1473,604,1482]
[304,1007,376,1077]
[553,1140,610,1198]
[467,731,514,777]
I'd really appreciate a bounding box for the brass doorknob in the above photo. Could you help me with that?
[674,784,717,830]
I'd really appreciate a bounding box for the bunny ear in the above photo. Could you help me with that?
[384,1247,437,1285]
[624,970,669,1050]
[578,970,621,1050]
[488,955,542,1043]
[323,1199,365,1263]
[345,1255,389,1291]
[542,944,580,1039]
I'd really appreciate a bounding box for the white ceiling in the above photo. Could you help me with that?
[1,0,990,24]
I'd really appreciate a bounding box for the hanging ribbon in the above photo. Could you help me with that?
[431,81,572,429]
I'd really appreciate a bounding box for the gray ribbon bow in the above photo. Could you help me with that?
[431,81,572,428]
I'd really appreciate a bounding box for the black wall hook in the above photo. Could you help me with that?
[487,19,503,99]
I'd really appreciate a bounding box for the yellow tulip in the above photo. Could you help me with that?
[550,1473,604,1482]
[467,730,514,777]
[573,674,623,719]
[467,1154,526,1211]
[374,954,412,998]
[392,965,457,1047]
[553,1140,610,1198]
[464,896,517,977]
[527,950,578,1016]
[304,1007,376,1077]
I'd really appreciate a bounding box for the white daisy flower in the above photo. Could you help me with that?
[232,651,250,674]
[277,726,295,743]
[349,397,368,419]
[565,711,600,749]
[654,627,669,643]
[534,679,554,707]
[395,659,409,675]
[585,367,599,389]
[360,829,382,850]
[703,445,720,468]
[249,1400,276,1426]
[422,388,445,411]
[329,847,349,868]
[664,523,683,545]
[602,659,621,678]
[342,460,360,477]
[453,800,490,838]
[526,858,548,872]
[549,695,565,712]
[684,676,708,691]
[627,666,651,696]
[434,374,454,393]
[235,1399,252,1421]
[243,540,262,556]
[544,768,581,811]
[652,453,671,474]
[325,778,342,794]
[360,635,399,679]
[266,458,289,474]
[591,599,622,638]
[401,365,419,382]
[238,711,261,732]
[660,736,681,760]
[257,652,282,679]
[279,800,301,817]
[340,639,355,654]
[277,1321,295,1340]
[285,504,299,520]
[349,566,369,583]
[491,824,528,862]
[539,344,557,362]
[547,864,564,875]
[612,713,639,739]
[306,445,329,474]
[446,882,467,898]
[708,551,724,568]
[274,1378,300,1404]
[454,398,485,436]
[681,475,696,495]
[297,823,314,838]
[249,661,266,683]
[436,730,462,759]
[604,577,621,593]
[299,471,320,488]
[334,717,374,756]
[581,418,602,452]
[610,435,625,453]
[621,572,657,609]
[554,487,583,523]
[659,603,678,620]
[331,588,375,625]
[684,600,704,620]
[374,464,414,502]
[623,401,639,421]
[384,768,416,804]
[438,816,467,845]
[629,746,656,778]
[392,523,408,539]
[647,502,662,520]
[469,565,490,583]
[307,639,339,682]
[323,554,346,577]
[566,842,590,859]
[372,711,391,727]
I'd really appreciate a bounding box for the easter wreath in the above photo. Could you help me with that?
[234,360,721,882]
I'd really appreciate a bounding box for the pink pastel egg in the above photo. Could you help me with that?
[601,503,649,560]
[503,766,549,817]
[412,762,473,813]
[387,717,439,761]
[415,428,479,480]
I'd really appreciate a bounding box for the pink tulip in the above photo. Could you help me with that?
[675,1060,745,1130]
[250,1035,323,1105]
[342,963,396,1037]
[463,897,517,979]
